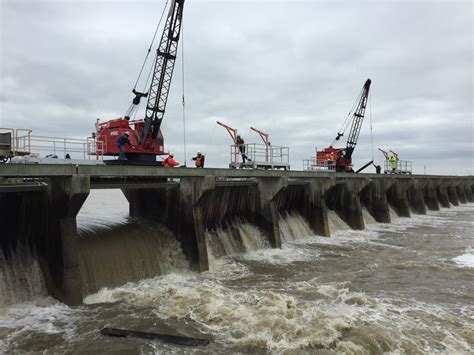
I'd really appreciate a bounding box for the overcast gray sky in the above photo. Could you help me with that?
[1,0,472,175]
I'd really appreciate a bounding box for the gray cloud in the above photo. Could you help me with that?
[1,0,472,175]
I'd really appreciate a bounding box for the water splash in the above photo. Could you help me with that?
[0,247,48,307]
[205,218,270,261]
[79,221,188,296]
[278,211,313,242]
[362,207,377,225]
[327,210,351,234]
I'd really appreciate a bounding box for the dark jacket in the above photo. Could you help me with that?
[192,154,205,168]
[236,137,245,152]
[117,134,132,146]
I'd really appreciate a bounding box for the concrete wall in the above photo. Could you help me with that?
[1,173,472,305]
[0,176,89,306]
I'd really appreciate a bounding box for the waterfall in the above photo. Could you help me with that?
[327,210,351,234]
[388,206,399,221]
[205,218,270,260]
[362,207,377,225]
[79,221,188,296]
[0,247,47,307]
[278,211,313,242]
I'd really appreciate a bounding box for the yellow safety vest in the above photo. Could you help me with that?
[389,156,398,169]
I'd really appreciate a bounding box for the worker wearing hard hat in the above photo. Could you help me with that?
[389,154,398,173]
[192,152,205,168]
[116,132,135,160]
[163,153,178,167]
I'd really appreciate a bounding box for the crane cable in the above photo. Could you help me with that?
[181,22,187,166]
[369,91,374,162]
[127,55,156,119]
[133,0,169,91]
[331,86,364,146]
[125,0,169,117]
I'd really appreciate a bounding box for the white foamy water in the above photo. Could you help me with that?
[0,248,48,307]
[362,207,377,225]
[278,211,314,242]
[1,191,472,354]
[453,247,474,268]
[205,218,270,263]
[327,210,351,234]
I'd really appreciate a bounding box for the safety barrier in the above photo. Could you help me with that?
[230,144,290,170]
[0,128,32,162]
[303,158,337,171]
[383,159,412,174]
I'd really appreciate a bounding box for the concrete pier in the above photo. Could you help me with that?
[422,181,440,211]
[387,179,411,217]
[407,178,427,215]
[436,182,451,208]
[447,184,459,206]
[360,179,392,223]
[0,164,472,305]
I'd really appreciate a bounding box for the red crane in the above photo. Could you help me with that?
[94,0,185,164]
[316,79,371,172]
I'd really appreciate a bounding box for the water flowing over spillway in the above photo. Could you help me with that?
[0,247,47,307]
[79,222,188,296]
[0,190,473,353]
[205,217,270,261]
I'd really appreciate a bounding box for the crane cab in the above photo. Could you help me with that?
[95,117,165,163]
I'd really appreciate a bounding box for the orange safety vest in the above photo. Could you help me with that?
[195,156,202,167]
[163,157,177,167]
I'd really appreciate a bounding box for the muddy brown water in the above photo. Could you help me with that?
[1,190,472,354]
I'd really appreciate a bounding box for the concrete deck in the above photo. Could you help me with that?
[0,163,469,180]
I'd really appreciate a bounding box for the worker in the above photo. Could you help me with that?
[389,154,398,173]
[163,153,178,167]
[236,135,250,163]
[192,152,205,168]
[326,151,335,169]
[373,163,381,174]
[116,132,134,160]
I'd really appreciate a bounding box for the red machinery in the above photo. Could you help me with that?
[315,79,372,172]
[95,0,184,164]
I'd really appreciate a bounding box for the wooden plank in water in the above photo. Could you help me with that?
[100,327,210,347]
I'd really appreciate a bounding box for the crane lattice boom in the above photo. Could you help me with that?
[345,78,371,159]
[142,0,185,144]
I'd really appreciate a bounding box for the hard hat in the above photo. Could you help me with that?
[169,153,174,157]
[197,151,201,154]
[124,132,130,136]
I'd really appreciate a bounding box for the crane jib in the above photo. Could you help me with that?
[140,0,185,145]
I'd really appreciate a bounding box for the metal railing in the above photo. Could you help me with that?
[303,158,336,171]
[15,134,104,160]
[383,159,412,174]
[0,128,32,157]
[230,143,290,169]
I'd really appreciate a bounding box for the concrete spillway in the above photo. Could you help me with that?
[0,164,473,305]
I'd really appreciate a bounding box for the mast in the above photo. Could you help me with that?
[141,0,185,144]
[345,78,371,159]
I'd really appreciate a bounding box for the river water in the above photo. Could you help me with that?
[1,190,473,354]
